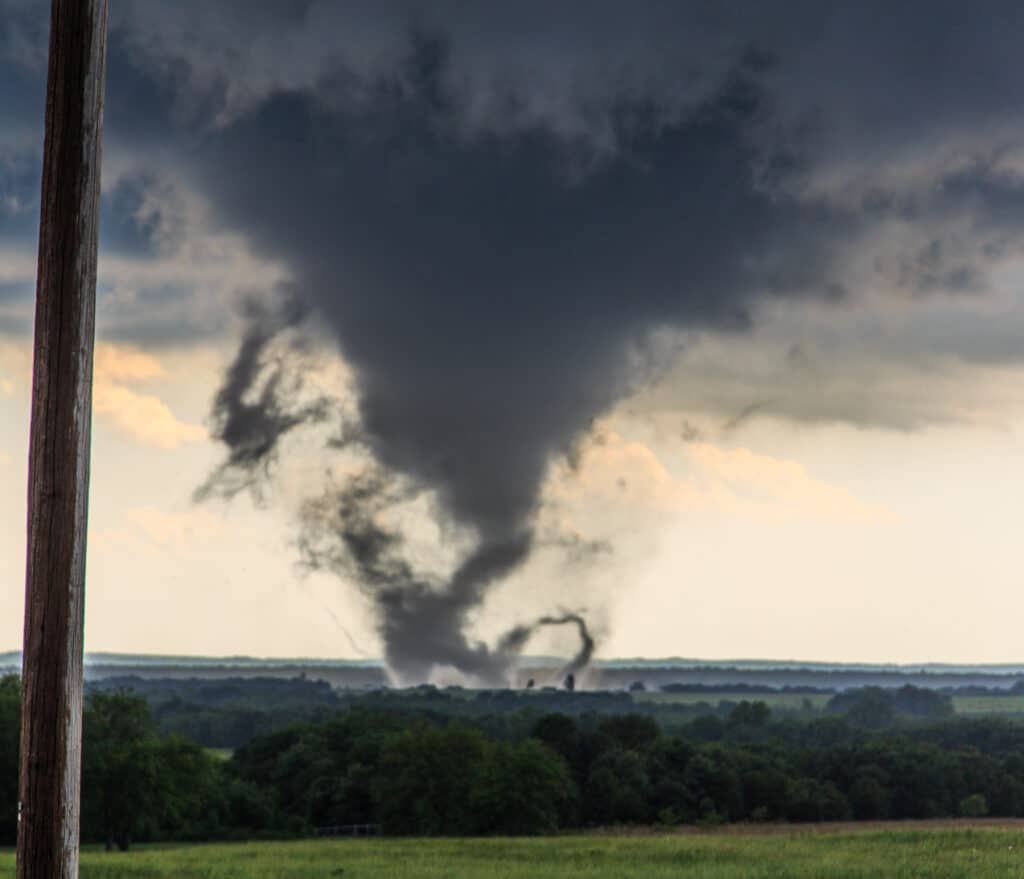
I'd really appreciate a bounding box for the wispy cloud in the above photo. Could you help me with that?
[551,428,894,525]
[93,343,206,449]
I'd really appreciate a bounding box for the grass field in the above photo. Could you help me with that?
[633,691,1024,716]
[4,825,1024,878]
[951,695,1024,716]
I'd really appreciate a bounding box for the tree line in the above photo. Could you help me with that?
[85,674,967,751]
[4,675,1024,845]
[223,699,1024,834]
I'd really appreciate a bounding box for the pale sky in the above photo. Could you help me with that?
[3,2,1024,673]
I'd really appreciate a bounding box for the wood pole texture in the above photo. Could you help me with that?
[17,1,108,877]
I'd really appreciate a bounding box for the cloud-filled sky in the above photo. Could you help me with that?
[3,1,1024,673]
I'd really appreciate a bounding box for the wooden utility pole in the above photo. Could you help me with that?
[18,2,108,877]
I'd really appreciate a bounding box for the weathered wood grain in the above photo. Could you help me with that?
[18,2,108,877]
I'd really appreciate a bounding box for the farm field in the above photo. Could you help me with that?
[951,695,1024,716]
[633,690,1024,717]
[4,825,1024,878]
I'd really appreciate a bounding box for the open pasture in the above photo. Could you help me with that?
[951,695,1024,716]
[636,690,1024,717]
[3,825,1024,878]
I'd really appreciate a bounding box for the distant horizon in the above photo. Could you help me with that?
[6,650,1024,674]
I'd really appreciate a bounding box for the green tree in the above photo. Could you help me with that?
[647,737,697,820]
[584,748,651,825]
[826,688,895,729]
[223,777,278,834]
[471,739,578,833]
[959,793,989,818]
[153,736,227,840]
[848,767,891,819]
[787,778,850,822]
[82,690,161,850]
[373,725,487,835]
[891,685,954,720]
[742,766,792,820]
[683,748,744,821]
[599,714,660,752]
[728,701,771,728]
[267,732,333,828]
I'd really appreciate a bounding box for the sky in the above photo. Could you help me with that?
[3,1,1024,675]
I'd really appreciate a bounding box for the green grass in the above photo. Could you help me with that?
[3,827,1024,878]
[952,695,1024,716]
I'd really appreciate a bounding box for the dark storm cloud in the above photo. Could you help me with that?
[0,65,41,125]
[0,0,217,346]
[0,0,46,64]
[99,176,167,258]
[106,0,1024,172]
[186,44,858,680]
[93,286,231,348]
[757,2,1024,167]
[193,60,798,524]
[112,3,1024,680]
[0,151,39,245]
[0,2,45,131]
[0,280,27,301]
[13,1,1024,676]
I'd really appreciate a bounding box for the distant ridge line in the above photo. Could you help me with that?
[3,651,1024,676]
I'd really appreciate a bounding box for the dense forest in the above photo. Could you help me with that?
[4,674,1024,847]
